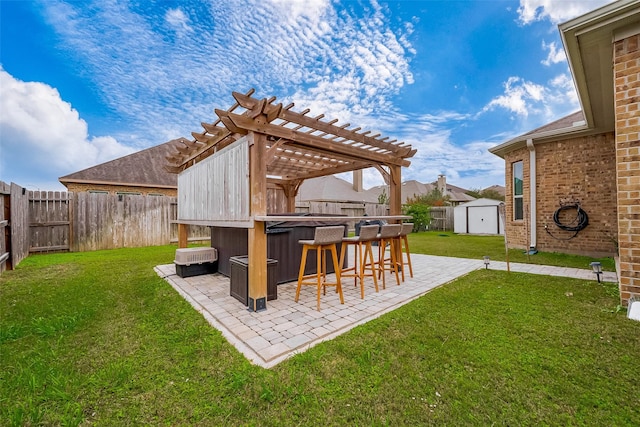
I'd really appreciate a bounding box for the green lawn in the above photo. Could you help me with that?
[1,242,637,426]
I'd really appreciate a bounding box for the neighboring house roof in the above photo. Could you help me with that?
[483,185,506,198]
[490,111,588,158]
[442,182,475,203]
[365,178,476,204]
[400,180,431,201]
[59,139,181,189]
[448,189,475,204]
[296,175,379,203]
[490,0,639,158]
[364,180,430,204]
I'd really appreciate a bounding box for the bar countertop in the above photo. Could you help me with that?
[254,215,412,222]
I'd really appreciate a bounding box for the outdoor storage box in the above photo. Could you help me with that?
[229,256,278,305]
[174,247,218,278]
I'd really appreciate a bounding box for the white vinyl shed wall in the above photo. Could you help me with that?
[178,137,250,225]
[454,198,503,235]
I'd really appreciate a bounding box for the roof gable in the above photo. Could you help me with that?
[59,139,180,188]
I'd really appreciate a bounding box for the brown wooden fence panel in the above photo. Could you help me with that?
[72,193,171,251]
[430,206,454,231]
[29,190,70,252]
[10,183,30,268]
[0,181,10,273]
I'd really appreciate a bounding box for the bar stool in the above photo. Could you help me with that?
[295,225,345,311]
[338,224,380,299]
[397,222,414,281]
[376,223,402,288]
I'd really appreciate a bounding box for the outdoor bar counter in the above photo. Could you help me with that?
[211,214,410,285]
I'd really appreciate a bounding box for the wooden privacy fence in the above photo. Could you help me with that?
[0,180,393,273]
[430,206,454,231]
[0,181,210,272]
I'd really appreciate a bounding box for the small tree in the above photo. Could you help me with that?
[403,202,430,232]
[402,188,449,231]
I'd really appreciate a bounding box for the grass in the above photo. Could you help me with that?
[1,239,636,425]
[407,231,616,271]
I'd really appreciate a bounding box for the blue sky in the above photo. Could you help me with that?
[0,0,614,191]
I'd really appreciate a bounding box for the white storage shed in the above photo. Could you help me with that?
[454,198,504,235]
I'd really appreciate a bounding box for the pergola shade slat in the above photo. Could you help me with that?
[165,89,415,184]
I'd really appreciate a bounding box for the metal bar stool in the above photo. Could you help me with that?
[338,224,380,299]
[295,225,345,311]
[376,223,402,288]
[397,222,414,281]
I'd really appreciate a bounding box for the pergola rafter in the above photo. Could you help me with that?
[165,89,415,184]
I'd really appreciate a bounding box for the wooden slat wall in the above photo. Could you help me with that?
[178,138,250,223]
[29,190,70,252]
[267,186,287,214]
[10,183,30,269]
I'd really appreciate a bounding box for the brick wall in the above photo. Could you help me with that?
[63,183,177,197]
[504,132,618,257]
[614,33,640,306]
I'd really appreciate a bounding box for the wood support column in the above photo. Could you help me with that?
[178,223,188,248]
[388,164,403,262]
[388,165,402,218]
[248,131,268,311]
[282,180,302,213]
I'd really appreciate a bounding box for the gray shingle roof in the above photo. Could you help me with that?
[297,175,379,203]
[59,139,180,188]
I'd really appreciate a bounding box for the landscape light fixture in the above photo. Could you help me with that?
[483,256,490,269]
[590,261,602,283]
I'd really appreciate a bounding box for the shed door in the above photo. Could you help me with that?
[467,206,499,234]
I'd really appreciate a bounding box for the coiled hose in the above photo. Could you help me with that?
[545,204,589,240]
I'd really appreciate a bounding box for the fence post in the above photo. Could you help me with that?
[0,181,10,272]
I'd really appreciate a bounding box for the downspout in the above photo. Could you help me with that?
[526,139,537,253]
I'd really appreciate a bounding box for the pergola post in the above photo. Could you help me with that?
[178,223,188,248]
[388,164,403,262]
[248,131,268,311]
[282,180,301,213]
[388,165,402,218]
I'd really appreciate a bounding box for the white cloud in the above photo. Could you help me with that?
[0,68,134,189]
[483,77,546,117]
[39,0,414,147]
[165,8,192,34]
[541,41,566,66]
[517,0,615,25]
[342,111,505,190]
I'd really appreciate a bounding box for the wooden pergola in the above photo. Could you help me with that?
[166,89,416,311]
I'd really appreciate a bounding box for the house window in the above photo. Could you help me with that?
[513,161,524,220]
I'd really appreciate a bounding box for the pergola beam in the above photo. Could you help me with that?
[218,110,410,168]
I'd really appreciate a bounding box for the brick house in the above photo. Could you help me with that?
[59,138,183,196]
[489,0,639,306]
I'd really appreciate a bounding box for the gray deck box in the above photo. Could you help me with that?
[229,256,278,305]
